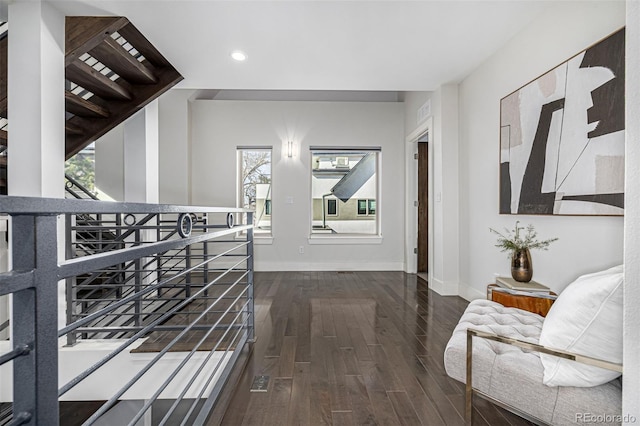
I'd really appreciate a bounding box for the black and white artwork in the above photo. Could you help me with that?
[500,28,625,216]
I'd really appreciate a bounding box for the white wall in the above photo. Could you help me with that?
[158,90,196,205]
[624,1,640,422]
[457,1,626,299]
[189,100,405,271]
[95,124,125,201]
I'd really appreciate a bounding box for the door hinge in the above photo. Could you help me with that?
[414,201,418,207]
[414,153,418,160]
[414,248,418,254]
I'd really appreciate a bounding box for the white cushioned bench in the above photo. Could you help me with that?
[444,299,622,425]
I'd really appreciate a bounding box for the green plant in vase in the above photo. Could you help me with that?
[489,221,558,282]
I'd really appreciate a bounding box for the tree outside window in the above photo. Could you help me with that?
[238,148,272,235]
[65,143,96,195]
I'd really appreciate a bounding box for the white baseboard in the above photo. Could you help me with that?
[254,261,404,272]
[458,282,486,302]
[429,278,459,296]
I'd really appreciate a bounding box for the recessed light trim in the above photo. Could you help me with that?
[231,50,247,61]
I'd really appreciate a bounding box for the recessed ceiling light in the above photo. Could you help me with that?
[231,50,247,61]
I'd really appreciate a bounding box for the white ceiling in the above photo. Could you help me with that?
[46,1,556,91]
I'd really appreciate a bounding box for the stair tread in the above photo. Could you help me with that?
[65,91,110,118]
[66,60,133,101]
[90,37,157,84]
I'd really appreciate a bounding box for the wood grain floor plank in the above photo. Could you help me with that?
[359,360,403,426]
[345,374,377,426]
[387,391,423,426]
[278,336,297,378]
[332,410,355,426]
[262,378,293,426]
[287,362,311,426]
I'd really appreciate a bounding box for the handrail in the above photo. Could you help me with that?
[65,174,99,200]
[0,196,255,425]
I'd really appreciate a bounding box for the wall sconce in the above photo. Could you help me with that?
[287,141,293,158]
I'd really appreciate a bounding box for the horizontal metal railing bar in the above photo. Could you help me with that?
[73,324,246,333]
[136,299,250,426]
[163,326,247,425]
[59,267,250,397]
[74,306,248,317]
[84,286,251,424]
[58,227,251,279]
[59,246,249,337]
[0,344,31,366]
[187,318,249,425]
[71,224,232,232]
[0,195,253,215]
[0,270,35,296]
[8,411,32,426]
[467,328,623,373]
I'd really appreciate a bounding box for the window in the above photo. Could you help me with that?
[357,200,367,215]
[65,143,96,195]
[368,199,376,215]
[311,148,379,235]
[327,199,338,216]
[357,199,376,215]
[238,147,272,235]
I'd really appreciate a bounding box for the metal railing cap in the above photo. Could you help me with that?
[0,196,254,215]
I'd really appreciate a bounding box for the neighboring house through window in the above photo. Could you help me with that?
[310,148,380,235]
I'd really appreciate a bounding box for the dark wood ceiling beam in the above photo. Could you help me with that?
[66,16,129,67]
[90,37,157,84]
[0,130,6,144]
[66,60,133,101]
[65,91,110,118]
[117,24,171,68]
[65,67,183,159]
[65,121,84,136]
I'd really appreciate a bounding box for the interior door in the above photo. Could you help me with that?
[417,141,428,272]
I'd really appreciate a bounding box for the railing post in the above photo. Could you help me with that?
[247,212,255,343]
[203,214,209,297]
[65,214,77,346]
[12,214,60,425]
[134,229,142,328]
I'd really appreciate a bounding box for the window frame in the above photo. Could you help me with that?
[237,146,273,239]
[309,147,381,241]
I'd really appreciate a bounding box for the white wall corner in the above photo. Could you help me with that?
[457,282,485,302]
[429,278,459,296]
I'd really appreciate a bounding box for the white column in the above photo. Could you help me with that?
[430,84,460,296]
[624,1,640,422]
[7,0,65,197]
[124,100,159,203]
[7,1,66,330]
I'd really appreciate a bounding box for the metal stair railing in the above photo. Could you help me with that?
[0,196,255,426]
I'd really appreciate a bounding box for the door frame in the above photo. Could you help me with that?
[405,117,433,285]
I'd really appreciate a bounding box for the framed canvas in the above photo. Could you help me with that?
[500,28,625,216]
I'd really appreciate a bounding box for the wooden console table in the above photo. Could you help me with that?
[487,284,557,317]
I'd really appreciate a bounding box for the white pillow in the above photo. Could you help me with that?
[539,265,623,387]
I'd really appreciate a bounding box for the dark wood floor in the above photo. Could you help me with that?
[215,271,533,426]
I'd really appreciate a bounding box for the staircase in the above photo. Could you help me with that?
[0,16,183,194]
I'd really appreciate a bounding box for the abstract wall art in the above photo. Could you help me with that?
[500,28,625,216]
